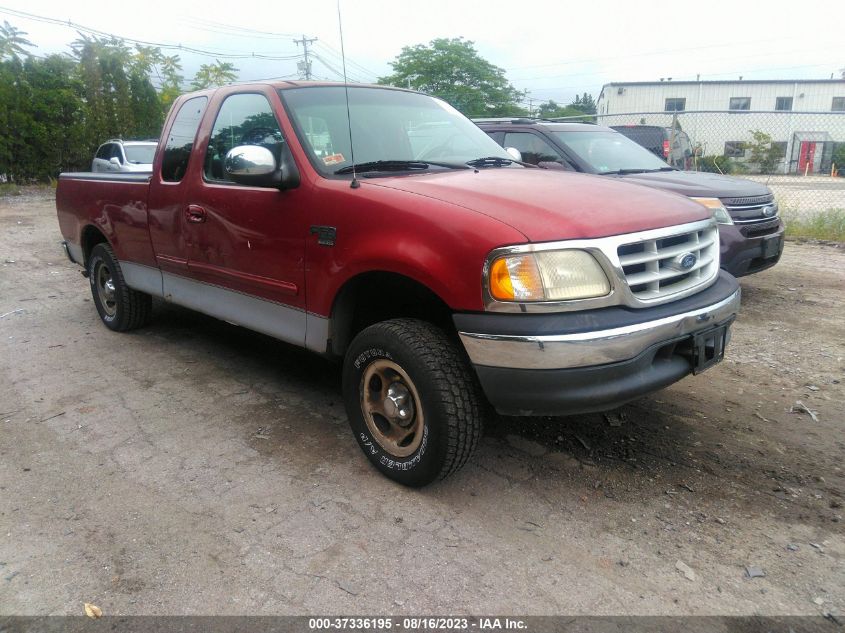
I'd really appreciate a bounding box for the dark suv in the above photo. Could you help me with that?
[476,119,784,277]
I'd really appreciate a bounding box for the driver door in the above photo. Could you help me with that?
[183,89,308,320]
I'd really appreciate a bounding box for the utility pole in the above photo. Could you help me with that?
[293,34,318,80]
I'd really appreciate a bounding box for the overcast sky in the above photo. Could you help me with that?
[1,0,842,107]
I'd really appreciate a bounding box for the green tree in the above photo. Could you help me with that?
[0,20,33,61]
[191,60,238,90]
[568,93,597,115]
[0,55,86,180]
[746,129,784,174]
[378,37,525,117]
[159,54,185,112]
[536,100,590,119]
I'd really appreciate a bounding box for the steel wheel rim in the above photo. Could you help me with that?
[360,359,424,458]
[96,262,117,317]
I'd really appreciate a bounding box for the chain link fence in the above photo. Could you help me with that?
[585,110,845,217]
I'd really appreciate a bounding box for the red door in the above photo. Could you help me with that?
[798,141,816,174]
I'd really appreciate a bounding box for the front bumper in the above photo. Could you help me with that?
[719,220,785,277]
[455,271,740,416]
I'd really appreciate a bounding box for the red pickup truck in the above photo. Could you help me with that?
[56,82,741,486]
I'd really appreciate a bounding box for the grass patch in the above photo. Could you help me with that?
[0,183,22,197]
[783,208,845,242]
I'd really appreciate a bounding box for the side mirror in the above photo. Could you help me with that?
[504,147,523,162]
[109,157,121,166]
[224,144,300,190]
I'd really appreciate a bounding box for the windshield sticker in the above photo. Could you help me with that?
[323,153,345,166]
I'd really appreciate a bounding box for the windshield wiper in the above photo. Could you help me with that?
[599,167,678,175]
[334,160,468,175]
[466,156,513,168]
[466,156,538,169]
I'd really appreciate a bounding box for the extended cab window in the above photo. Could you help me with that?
[204,93,284,182]
[161,96,208,182]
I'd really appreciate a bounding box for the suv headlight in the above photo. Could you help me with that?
[691,197,733,225]
[488,250,611,302]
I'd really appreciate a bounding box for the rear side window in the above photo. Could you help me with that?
[203,93,283,182]
[162,96,208,182]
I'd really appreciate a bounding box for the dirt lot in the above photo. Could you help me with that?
[1,191,843,617]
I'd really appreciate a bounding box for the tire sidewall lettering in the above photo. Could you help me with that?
[359,426,428,471]
[353,347,392,370]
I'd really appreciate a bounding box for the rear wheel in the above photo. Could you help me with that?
[87,243,151,332]
[342,319,483,487]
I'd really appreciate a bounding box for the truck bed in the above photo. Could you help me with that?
[56,172,157,268]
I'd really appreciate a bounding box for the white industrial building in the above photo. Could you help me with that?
[596,79,845,174]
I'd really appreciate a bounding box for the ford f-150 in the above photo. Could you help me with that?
[56,82,741,486]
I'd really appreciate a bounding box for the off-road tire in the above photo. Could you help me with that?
[87,243,152,332]
[343,318,483,487]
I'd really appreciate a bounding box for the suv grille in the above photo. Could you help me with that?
[721,194,778,224]
[617,224,719,301]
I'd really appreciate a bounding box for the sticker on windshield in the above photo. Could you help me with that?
[323,153,345,166]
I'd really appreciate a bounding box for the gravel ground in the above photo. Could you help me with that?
[1,191,843,617]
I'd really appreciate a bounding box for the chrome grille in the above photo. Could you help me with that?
[617,224,719,301]
[721,193,778,224]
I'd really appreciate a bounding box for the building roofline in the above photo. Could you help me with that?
[601,79,845,88]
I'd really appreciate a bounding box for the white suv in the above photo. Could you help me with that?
[91,140,157,173]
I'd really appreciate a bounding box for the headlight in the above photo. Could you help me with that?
[691,197,733,225]
[488,250,611,302]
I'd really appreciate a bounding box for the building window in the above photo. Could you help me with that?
[729,97,751,111]
[664,98,686,112]
[724,141,746,157]
[833,97,845,111]
[775,97,793,111]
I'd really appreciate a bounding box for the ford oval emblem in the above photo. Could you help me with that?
[762,205,776,218]
[672,252,698,271]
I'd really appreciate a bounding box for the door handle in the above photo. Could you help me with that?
[185,205,207,224]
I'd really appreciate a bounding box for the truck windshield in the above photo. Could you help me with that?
[280,86,513,176]
[552,130,671,174]
[124,145,156,164]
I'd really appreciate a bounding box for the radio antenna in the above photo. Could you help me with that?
[336,0,359,189]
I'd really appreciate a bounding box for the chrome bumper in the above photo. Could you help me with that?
[459,288,741,370]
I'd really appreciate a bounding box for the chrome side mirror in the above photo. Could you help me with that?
[223,144,300,190]
[224,145,277,177]
[505,147,523,162]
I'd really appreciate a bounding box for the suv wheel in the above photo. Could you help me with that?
[342,319,483,487]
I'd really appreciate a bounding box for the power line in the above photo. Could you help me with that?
[314,41,380,80]
[0,6,303,61]
[177,16,299,39]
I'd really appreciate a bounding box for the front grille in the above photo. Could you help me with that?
[720,194,773,207]
[742,218,781,238]
[617,224,719,301]
[722,193,778,224]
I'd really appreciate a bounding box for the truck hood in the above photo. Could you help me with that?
[616,170,771,198]
[367,169,710,242]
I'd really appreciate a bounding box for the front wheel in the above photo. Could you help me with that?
[342,319,483,487]
[87,243,152,332]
